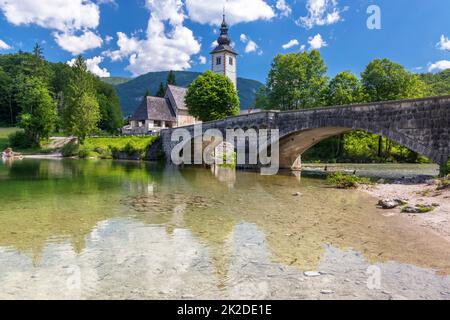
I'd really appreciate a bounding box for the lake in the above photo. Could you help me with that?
[0,159,449,299]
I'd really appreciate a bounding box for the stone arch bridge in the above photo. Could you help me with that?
[159,96,450,174]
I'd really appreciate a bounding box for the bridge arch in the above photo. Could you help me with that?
[274,125,437,170]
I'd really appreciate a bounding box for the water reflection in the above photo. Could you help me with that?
[0,159,449,299]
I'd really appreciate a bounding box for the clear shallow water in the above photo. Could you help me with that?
[0,159,449,300]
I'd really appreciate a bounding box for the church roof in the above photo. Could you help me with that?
[130,96,176,122]
[166,85,188,110]
[211,14,237,55]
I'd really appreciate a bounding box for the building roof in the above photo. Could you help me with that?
[211,14,237,55]
[166,85,188,110]
[130,96,176,122]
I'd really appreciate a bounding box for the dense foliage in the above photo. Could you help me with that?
[265,50,328,110]
[0,47,123,145]
[185,71,240,122]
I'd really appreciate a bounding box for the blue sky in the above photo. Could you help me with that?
[0,0,449,83]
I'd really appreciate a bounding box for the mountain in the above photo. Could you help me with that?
[109,71,264,116]
[420,69,450,96]
[102,77,132,86]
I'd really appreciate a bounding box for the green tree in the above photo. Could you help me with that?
[167,70,176,86]
[144,89,151,98]
[255,86,269,110]
[266,50,328,110]
[361,58,428,158]
[328,71,366,106]
[15,77,57,145]
[94,79,123,133]
[0,67,13,125]
[185,70,239,122]
[63,56,100,143]
[156,82,165,97]
[361,59,427,101]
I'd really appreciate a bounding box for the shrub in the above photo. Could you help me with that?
[61,139,79,157]
[326,172,372,189]
[8,131,34,148]
[437,176,450,190]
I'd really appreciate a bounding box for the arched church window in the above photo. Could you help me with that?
[216,57,222,65]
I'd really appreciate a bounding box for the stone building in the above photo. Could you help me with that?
[123,13,238,135]
[124,85,196,134]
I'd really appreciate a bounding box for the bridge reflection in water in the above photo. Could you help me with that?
[0,159,450,299]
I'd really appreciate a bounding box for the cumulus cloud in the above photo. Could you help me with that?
[185,0,275,25]
[67,56,110,77]
[55,31,103,55]
[210,40,218,48]
[0,39,11,50]
[437,35,450,51]
[297,0,345,29]
[105,0,201,76]
[245,40,259,53]
[308,33,327,49]
[198,56,207,64]
[0,0,104,54]
[276,0,292,17]
[239,33,260,54]
[282,39,299,49]
[428,60,450,72]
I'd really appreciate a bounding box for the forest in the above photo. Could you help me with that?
[0,45,123,148]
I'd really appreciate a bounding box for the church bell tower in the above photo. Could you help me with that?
[210,13,238,89]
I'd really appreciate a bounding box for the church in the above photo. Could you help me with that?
[124,14,238,135]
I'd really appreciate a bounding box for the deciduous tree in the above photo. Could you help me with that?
[185,71,239,122]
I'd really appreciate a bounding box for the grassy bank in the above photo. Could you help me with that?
[0,127,60,154]
[73,136,158,159]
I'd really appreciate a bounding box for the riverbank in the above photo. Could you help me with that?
[360,180,450,243]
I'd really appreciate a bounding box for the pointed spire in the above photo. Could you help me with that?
[218,11,230,45]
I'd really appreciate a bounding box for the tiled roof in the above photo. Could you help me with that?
[130,96,176,122]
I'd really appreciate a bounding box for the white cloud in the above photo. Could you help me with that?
[276,0,292,17]
[308,33,327,49]
[55,31,103,55]
[210,40,218,48]
[245,40,258,53]
[67,56,110,77]
[0,0,104,55]
[199,56,207,64]
[437,35,450,51]
[105,35,114,44]
[282,39,299,49]
[105,0,201,76]
[239,33,259,54]
[185,0,275,25]
[0,0,99,31]
[0,39,11,50]
[300,44,306,51]
[428,60,450,72]
[297,0,345,29]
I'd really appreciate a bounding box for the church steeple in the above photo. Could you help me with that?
[217,13,231,46]
[211,12,238,89]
